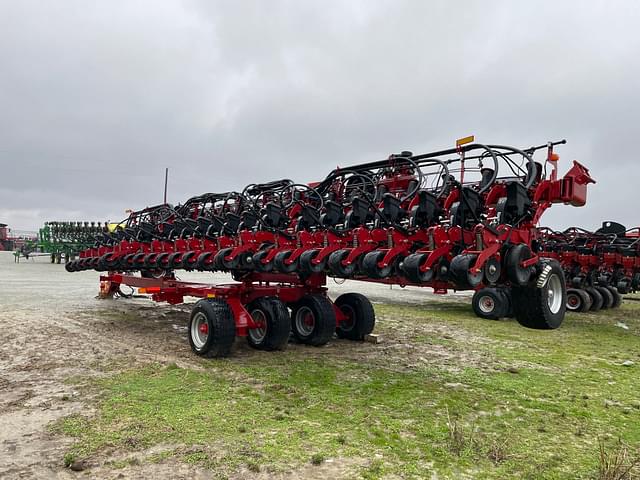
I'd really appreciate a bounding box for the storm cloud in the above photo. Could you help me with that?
[1,0,639,231]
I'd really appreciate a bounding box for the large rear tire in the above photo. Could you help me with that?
[512,259,566,329]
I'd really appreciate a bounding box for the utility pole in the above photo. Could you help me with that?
[163,168,169,204]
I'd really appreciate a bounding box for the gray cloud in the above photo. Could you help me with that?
[1,0,639,231]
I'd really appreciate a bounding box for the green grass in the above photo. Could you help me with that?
[52,298,640,479]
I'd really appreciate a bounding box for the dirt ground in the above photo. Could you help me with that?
[0,251,475,479]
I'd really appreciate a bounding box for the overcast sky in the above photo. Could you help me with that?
[1,1,639,231]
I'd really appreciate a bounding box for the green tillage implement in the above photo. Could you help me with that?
[31,221,105,263]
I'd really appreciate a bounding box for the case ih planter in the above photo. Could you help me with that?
[68,138,595,357]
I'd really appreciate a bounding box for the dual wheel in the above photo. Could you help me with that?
[472,287,512,320]
[188,293,376,358]
[566,286,622,312]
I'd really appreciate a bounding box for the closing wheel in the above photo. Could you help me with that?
[291,295,336,346]
[512,259,566,329]
[472,288,507,320]
[362,251,394,279]
[328,249,357,277]
[595,286,614,309]
[274,250,298,273]
[252,249,274,273]
[400,253,434,283]
[246,297,290,351]
[566,288,592,313]
[450,254,483,289]
[505,244,534,286]
[188,298,236,358]
[335,293,375,340]
[605,286,622,308]
[299,249,326,274]
[584,287,603,312]
[154,252,171,269]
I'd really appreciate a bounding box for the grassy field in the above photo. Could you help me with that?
[52,296,640,479]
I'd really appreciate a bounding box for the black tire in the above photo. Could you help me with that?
[450,254,483,289]
[605,286,622,308]
[299,249,326,274]
[196,251,215,271]
[274,250,297,274]
[362,251,393,279]
[291,295,336,346]
[328,249,357,277]
[566,288,591,313]
[400,253,434,283]
[584,287,603,312]
[499,288,514,317]
[335,293,375,340]
[252,249,274,273]
[505,244,534,286]
[245,297,290,351]
[472,288,507,320]
[177,251,198,270]
[595,286,614,309]
[512,259,566,329]
[154,252,171,269]
[188,299,236,358]
[214,248,236,270]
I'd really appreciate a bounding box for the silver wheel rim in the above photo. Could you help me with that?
[295,306,315,336]
[478,295,495,314]
[339,304,356,332]
[248,309,267,343]
[547,273,563,314]
[191,312,209,350]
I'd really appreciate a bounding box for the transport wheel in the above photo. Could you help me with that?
[274,250,298,274]
[595,286,614,309]
[505,244,534,286]
[566,288,591,313]
[472,288,506,320]
[328,249,357,277]
[252,249,274,273]
[299,249,326,274]
[400,253,434,283]
[188,299,236,358]
[450,254,483,289]
[499,288,514,318]
[246,297,290,351]
[335,293,375,340]
[291,294,336,346]
[362,251,393,279]
[605,286,622,308]
[512,259,566,329]
[584,287,603,312]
